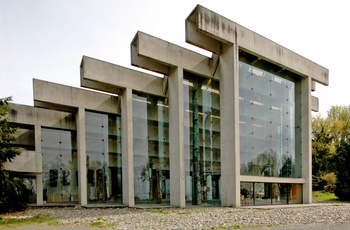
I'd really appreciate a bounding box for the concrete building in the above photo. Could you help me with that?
[4,5,328,208]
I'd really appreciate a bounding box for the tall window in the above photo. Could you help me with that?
[42,128,77,203]
[183,72,221,205]
[239,62,295,178]
[133,93,169,204]
[85,111,122,203]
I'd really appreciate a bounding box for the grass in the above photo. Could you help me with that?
[177,210,192,215]
[151,209,170,214]
[0,213,57,228]
[312,190,339,202]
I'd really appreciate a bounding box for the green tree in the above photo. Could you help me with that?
[327,105,350,149]
[334,140,350,200]
[0,97,27,213]
[312,114,336,177]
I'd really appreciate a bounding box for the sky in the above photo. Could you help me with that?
[1,0,349,116]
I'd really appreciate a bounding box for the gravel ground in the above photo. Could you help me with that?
[1,203,350,229]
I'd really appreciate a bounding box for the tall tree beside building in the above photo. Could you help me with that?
[0,97,27,213]
[312,105,350,199]
[312,115,336,177]
[328,105,350,200]
[334,140,350,200]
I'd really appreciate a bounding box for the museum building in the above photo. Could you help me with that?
[4,5,329,207]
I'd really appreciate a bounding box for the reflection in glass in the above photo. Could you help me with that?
[21,176,37,203]
[239,62,295,178]
[85,111,122,203]
[133,93,169,204]
[183,73,221,205]
[241,182,302,206]
[42,128,77,203]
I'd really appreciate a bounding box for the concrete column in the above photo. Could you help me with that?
[300,77,312,203]
[77,107,87,206]
[168,67,185,208]
[121,87,134,207]
[34,125,43,205]
[220,43,240,207]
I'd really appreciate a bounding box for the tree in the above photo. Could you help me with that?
[334,140,350,200]
[0,97,27,213]
[312,115,336,177]
[327,105,350,149]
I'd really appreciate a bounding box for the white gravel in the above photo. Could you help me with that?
[2,203,350,229]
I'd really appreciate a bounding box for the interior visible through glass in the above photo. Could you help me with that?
[42,128,78,203]
[183,72,221,205]
[85,111,122,203]
[240,182,302,206]
[133,93,170,204]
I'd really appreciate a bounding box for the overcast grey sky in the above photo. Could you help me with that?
[1,0,349,116]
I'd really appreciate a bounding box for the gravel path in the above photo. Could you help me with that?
[1,203,350,229]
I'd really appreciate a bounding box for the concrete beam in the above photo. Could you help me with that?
[3,150,41,174]
[10,103,75,130]
[240,175,306,184]
[131,31,217,79]
[80,56,164,97]
[33,79,119,114]
[186,5,329,86]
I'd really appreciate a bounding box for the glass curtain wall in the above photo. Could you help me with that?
[42,128,78,203]
[239,61,300,205]
[85,111,122,203]
[183,72,221,205]
[239,62,295,178]
[133,93,170,204]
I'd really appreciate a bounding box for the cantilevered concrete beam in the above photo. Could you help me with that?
[33,79,119,114]
[131,31,219,79]
[80,56,164,96]
[186,4,329,86]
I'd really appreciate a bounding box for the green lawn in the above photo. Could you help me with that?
[312,191,339,202]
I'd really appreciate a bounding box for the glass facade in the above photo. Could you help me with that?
[183,73,221,205]
[42,128,78,203]
[239,62,296,178]
[240,182,302,206]
[133,93,170,204]
[85,111,122,203]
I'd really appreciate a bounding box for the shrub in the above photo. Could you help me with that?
[0,171,28,213]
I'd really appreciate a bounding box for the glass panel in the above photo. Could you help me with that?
[21,176,37,203]
[183,73,221,205]
[239,62,295,178]
[240,182,253,206]
[85,111,122,203]
[241,182,302,206]
[133,94,170,204]
[42,128,78,203]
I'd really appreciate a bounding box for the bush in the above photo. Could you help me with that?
[321,173,336,193]
[0,171,28,213]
